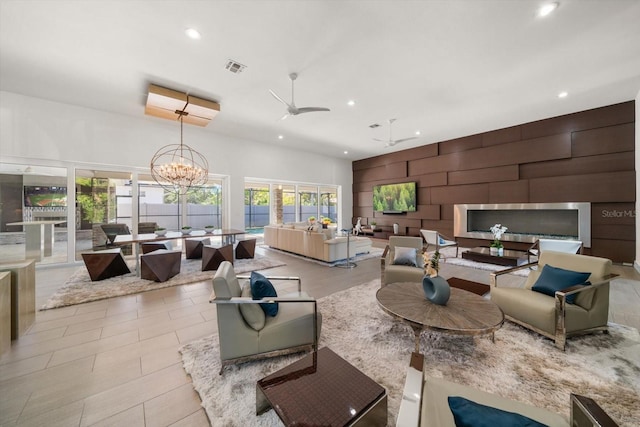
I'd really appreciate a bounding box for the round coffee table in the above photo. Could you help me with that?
[376,282,504,352]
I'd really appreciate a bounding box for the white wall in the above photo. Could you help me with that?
[0,91,354,230]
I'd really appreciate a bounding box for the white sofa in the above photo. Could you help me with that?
[264,224,372,262]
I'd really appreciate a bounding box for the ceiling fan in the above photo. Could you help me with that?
[269,73,330,120]
[374,118,418,147]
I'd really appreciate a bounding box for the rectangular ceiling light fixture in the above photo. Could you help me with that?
[145,84,220,127]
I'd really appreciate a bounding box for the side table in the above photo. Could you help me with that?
[335,228,356,268]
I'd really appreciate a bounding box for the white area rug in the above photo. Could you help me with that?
[179,279,640,426]
[41,255,285,310]
[261,245,384,266]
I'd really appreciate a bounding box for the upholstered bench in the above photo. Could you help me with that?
[81,248,130,281]
[185,237,211,259]
[202,244,233,271]
[140,249,182,282]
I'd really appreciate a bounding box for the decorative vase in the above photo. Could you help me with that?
[422,275,451,306]
[490,246,498,255]
[393,223,399,234]
[498,247,504,256]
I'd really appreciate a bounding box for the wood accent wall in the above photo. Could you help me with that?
[352,101,636,263]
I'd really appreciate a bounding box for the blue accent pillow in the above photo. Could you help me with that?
[448,396,548,427]
[531,264,591,304]
[439,236,446,245]
[250,271,278,316]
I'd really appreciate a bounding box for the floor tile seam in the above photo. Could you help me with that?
[138,314,208,342]
[47,330,141,368]
[79,361,188,427]
[141,383,202,426]
[30,310,110,332]
[12,326,69,348]
[92,334,180,370]
[168,302,216,321]
[10,328,103,362]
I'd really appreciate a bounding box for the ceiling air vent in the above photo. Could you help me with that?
[225,60,246,74]
[369,123,380,128]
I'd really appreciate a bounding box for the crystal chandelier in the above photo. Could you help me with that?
[150,112,209,195]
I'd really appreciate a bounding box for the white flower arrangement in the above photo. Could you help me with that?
[490,224,508,248]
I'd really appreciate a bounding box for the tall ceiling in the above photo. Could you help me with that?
[1,0,639,160]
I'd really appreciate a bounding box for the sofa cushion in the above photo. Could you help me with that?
[239,282,266,331]
[531,264,591,304]
[448,396,547,427]
[251,271,279,316]
[393,246,418,266]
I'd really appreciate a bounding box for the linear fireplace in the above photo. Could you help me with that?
[454,203,591,247]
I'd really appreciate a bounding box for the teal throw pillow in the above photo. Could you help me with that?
[448,396,548,427]
[393,246,417,267]
[250,271,279,316]
[531,264,591,304]
[439,236,446,245]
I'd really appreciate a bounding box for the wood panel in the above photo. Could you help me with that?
[572,123,635,157]
[489,180,529,204]
[352,101,636,263]
[520,152,634,179]
[356,191,372,208]
[353,161,407,183]
[431,184,489,205]
[482,126,522,147]
[529,171,635,203]
[449,165,518,186]
[438,134,483,154]
[521,101,634,140]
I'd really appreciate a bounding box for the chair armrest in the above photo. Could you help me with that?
[571,394,619,427]
[237,275,302,293]
[397,352,424,427]
[211,296,319,351]
[382,245,390,259]
[489,261,539,287]
[555,274,619,301]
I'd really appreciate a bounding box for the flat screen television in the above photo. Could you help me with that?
[24,186,67,207]
[373,182,416,213]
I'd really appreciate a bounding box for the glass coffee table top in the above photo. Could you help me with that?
[256,347,387,426]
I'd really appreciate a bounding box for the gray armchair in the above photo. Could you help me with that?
[381,236,424,286]
[490,251,614,350]
[209,261,321,374]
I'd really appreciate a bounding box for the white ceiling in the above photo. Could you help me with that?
[1,0,639,161]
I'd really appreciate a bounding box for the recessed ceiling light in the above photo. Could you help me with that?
[347,100,355,106]
[185,28,201,39]
[538,2,559,17]
[344,151,349,155]
[415,131,421,136]
[278,135,284,140]
[558,91,568,98]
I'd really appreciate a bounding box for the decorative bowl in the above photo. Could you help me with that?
[181,229,192,235]
[155,229,167,236]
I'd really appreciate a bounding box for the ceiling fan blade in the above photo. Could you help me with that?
[372,138,386,142]
[394,136,418,144]
[269,89,291,107]
[296,107,330,114]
